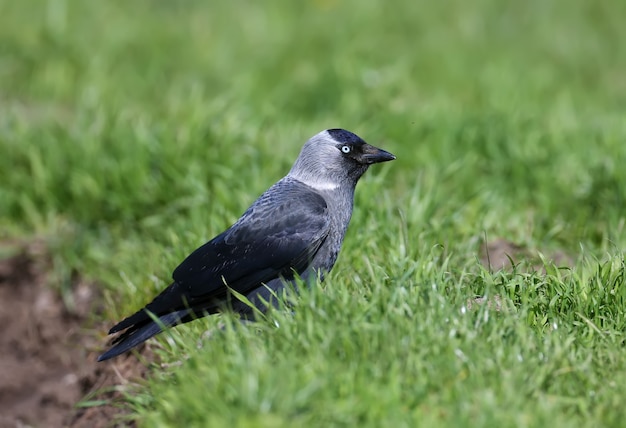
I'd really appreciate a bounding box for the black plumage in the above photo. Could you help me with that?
[98,129,395,361]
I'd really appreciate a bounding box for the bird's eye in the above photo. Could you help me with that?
[341,145,351,154]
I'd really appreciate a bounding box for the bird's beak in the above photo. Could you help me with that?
[360,144,396,164]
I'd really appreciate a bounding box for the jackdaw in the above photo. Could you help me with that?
[98,129,395,361]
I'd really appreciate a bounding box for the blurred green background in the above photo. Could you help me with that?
[1,0,625,426]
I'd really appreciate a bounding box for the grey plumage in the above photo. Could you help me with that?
[98,129,395,361]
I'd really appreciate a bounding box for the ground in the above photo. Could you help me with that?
[0,243,152,428]
[0,237,572,427]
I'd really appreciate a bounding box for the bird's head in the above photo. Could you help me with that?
[288,129,396,191]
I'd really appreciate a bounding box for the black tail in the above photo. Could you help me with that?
[97,310,190,362]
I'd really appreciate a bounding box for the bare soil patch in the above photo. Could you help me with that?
[480,237,573,271]
[0,242,152,428]
[469,238,575,312]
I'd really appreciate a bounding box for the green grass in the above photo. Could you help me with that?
[1,0,626,426]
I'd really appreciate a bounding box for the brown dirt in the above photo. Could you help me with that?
[0,242,153,428]
[470,238,575,312]
[480,237,574,272]
[480,238,527,271]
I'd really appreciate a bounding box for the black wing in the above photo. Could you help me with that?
[109,179,330,333]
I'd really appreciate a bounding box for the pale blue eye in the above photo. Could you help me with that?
[341,145,351,153]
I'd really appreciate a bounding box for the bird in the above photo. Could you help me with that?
[98,129,395,361]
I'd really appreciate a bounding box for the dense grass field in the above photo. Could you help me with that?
[1,0,626,426]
